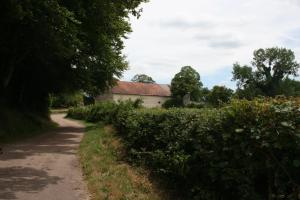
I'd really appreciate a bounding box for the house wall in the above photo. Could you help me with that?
[112,94,170,108]
[95,93,113,101]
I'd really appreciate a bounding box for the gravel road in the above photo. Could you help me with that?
[0,114,89,200]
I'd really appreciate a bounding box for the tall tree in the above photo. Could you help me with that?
[171,66,203,102]
[207,86,233,106]
[0,0,147,114]
[232,47,300,98]
[131,74,156,83]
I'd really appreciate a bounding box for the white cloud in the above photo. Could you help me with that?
[122,0,300,88]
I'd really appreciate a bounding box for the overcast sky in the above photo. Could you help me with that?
[122,0,300,88]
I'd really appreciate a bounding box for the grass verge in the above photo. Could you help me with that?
[80,122,169,200]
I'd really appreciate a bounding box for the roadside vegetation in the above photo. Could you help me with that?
[2,1,300,199]
[49,92,83,109]
[0,0,147,123]
[80,122,169,200]
[0,107,56,144]
[163,47,300,108]
[0,1,147,144]
[68,98,300,200]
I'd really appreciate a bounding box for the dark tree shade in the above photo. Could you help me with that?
[0,0,147,114]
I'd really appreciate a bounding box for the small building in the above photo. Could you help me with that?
[96,81,171,108]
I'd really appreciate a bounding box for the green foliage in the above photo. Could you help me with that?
[67,105,92,121]
[68,98,300,199]
[233,47,300,98]
[171,66,203,102]
[0,0,147,114]
[131,74,156,83]
[278,78,300,97]
[199,87,211,103]
[162,98,183,108]
[132,98,144,108]
[185,102,206,109]
[79,123,165,200]
[207,86,233,107]
[118,98,300,199]
[49,92,83,108]
[0,107,56,143]
[67,99,142,123]
[83,95,95,106]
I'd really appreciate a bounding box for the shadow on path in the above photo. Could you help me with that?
[0,114,89,200]
[0,167,61,199]
[0,126,84,161]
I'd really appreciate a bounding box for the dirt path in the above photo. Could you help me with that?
[0,114,90,200]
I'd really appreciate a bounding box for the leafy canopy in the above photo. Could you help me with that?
[232,47,300,98]
[0,0,147,114]
[131,74,156,83]
[207,86,233,106]
[171,66,203,101]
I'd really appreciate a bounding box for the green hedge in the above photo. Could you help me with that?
[67,99,142,123]
[68,98,300,199]
[49,93,83,108]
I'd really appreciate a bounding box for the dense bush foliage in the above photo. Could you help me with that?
[162,98,183,108]
[67,99,143,123]
[68,98,300,199]
[49,93,83,108]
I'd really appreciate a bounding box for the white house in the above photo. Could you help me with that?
[96,81,171,108]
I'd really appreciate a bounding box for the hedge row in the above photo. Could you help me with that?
[67,100,141,123]
[68,98,300,200]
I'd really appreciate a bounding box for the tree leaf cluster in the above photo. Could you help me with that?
[171,66,203,102]
[131,74,156,83]
[233,47,300,99]
[207,85,233,106]
[0,0,147,114]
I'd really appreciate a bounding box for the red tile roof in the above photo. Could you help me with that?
[112,81,171,97]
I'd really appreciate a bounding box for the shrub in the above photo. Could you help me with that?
[67,99,142,123]
[185,102,206,109]
[67,105,92,120]
[162,98,182,108]
[49,92,83,108]
[83,95,95,106]
[68,97,300,199]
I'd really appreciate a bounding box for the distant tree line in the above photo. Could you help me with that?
[164,47,300,108]
[131,74,156,83]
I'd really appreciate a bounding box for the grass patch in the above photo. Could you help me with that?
[0,108,56,144]
[80,123,169,200]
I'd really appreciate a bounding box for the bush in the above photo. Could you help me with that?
[68,98,300,199]
[49,92,83,108]
[162,98,182,108]
[83,95,95,106]
[67,99,142,123]
[185,102,206,109]
[67,105,92,120]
